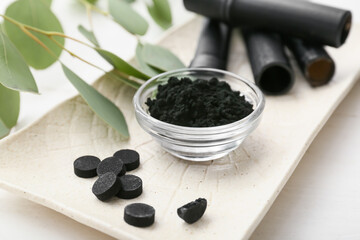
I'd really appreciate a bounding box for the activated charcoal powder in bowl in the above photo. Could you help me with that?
[134,68,264,161]
[145,77,254,127]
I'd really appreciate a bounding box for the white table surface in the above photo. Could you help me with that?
[0,0,359,239]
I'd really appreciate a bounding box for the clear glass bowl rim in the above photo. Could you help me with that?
[133,68,265,134]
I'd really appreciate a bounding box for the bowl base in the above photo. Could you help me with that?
[162,145,239,162]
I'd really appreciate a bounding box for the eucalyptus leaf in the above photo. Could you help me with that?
[4,0,65,69]
[147,0,172,29]
[108,0,148,36]
[0,83,20,129]
[142,44,185,72]
[0,119,10,140]
[78,25,99,46]
[62,65,129,138]
[85,0,98,4]
[135,43,162,77]
[0,22,5,33]
[106,71,141,89]
[0,29,38,93]
[97,48,149,80]
[40,0,52,7]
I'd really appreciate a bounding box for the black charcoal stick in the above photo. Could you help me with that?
[184,0,352,47]
[285,37,335,87]
[242,28,294,95]
[189,18,232,70]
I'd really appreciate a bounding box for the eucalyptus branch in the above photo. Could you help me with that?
[20,26,54,55]
[47,32,95,49]
[113,69,145,84]
[106,71,142,89]
[0,0,178,139]
[86,4,94,32]
[49,36,104,72]
[136,35,142,44]
[49,36,141,89]
[77,1,140,38]
[1,13,142,90]
[78,0,109,16]
[0,14,94,49]
[0,14,53,54]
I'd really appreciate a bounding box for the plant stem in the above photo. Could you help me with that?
[0,14,94,49]
[0,14,141,89]
[136,35,142,44]
[20,26,59,60]
[0,15,46,46]
[49,36,105,72]
[77,1,140,39]
[86,4,94,32]
[107,71,141,89]
[50,37,141,89]
[78,0,109,16]
[48,32,95,49]
[21,27,50,52]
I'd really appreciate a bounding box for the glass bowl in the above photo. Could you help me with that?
[133,68,265,161]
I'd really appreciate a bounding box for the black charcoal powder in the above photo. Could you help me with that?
[146,77,254,127]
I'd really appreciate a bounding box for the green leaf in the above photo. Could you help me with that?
[108,0,148,36]
[78,25,99,46]
[142,44,185,72]
[0,29,38,93]
[96,48,149,80]
[106,71,141,89]
[0,119,10,139]
[135,43,162,77]
[62,65,129,138]
[40,0,52,7]
[147,0,172,29]
[0,83,20,129]
[4,0,65,69]
[85,0,98,4]
[1,22,6,33]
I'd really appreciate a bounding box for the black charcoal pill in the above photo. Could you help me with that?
[117,175,143,199]
[73,155,100,178]
[177,198,207,224]
[113,149,140,171]
[124,203,155,227]
[92,172,121,201]
[97,157,126,176]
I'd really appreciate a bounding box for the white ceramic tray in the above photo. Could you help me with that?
[0,17,359,240]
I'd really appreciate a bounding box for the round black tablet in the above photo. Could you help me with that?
[113,149,140,171]
[117,175,143,199]
[124,203,155,227]
[177,198,207,224]
[97,157,126,176]
[92,172,121,201]
[73,155,100,178]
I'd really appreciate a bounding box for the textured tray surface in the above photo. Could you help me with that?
[0,17,359,240]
